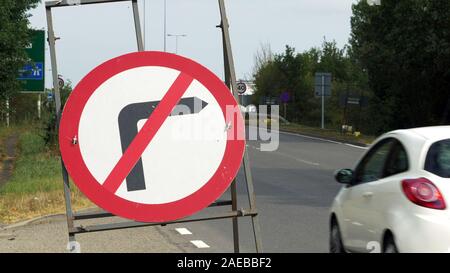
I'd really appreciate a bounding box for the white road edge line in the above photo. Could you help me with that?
[190,240,210,248]
[175,228,192,235]
[345,143,369,150]
[247,125,369,150]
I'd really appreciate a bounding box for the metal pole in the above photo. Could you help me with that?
[218,0,263,253]
[342,87,349,134]
[357,88,363,132]
[175,35,178,54]
[321,75,325,129]
[38,94,41,120]
[164,0,167,52]
[131,0,144,52]
[46,6,76,250]
[221,26,240,253]
[6,99,9,128]
[143,0,145,50]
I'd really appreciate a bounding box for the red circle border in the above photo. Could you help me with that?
[59,51,245,222]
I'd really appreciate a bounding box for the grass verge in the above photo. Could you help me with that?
[0,125,92,224]
[0,126,14,163]
[246,114,376,145]
[279,122,376,146]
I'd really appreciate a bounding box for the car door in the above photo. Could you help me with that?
[363,139,410,251]
[340,138,395,252]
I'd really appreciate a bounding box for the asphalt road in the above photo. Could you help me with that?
[169,129,366,253]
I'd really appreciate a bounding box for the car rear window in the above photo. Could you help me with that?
[425,139,450,178]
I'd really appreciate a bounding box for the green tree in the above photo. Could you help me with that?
[42,80,73,149]
[350,0,450,133]
[252,41,369,130]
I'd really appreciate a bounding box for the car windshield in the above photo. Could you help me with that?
[425,139,450,178]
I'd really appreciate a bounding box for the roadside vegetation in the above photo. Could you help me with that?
[0,123,92,224]
[0,82,91,224]
[0,126,13,163]
[279,122,375,146]
[252,1,450,136]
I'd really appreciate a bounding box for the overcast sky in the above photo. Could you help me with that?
[28,0,357,88]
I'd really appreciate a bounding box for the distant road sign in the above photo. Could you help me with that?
[263,96,277,105]
[18,30,45,92]
[339,94,368,107]
[18,63,44,80]
[314,72,332,97]
[58,51,245,223]
[280,91,290,103]
[237,82,247,94]
[47,92,54,101]
[58,76,64,89]
[315,72,332,129]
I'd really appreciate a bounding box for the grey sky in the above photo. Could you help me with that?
[28,0,357,88]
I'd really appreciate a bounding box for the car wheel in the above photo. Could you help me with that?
[330,220,345,253]
[383,236,398,253]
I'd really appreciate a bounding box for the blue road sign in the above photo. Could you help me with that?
[18,62,44,80]
[47,92,54,101]
[280,91,290,103]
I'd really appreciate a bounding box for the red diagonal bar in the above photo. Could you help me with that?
[102,72,194,193]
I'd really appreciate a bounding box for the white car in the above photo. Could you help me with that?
[330,126,450,253]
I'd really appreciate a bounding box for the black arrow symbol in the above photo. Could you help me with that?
[118,96,208,192]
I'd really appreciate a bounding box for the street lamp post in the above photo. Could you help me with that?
[164,0,167,52]
[167,33,186,54]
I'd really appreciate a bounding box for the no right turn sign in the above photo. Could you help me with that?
[59,51,245,222]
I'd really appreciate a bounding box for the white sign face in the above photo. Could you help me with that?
[78,67,227,204]
[237,82,247,94]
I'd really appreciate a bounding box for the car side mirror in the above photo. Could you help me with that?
[335,169,354,184]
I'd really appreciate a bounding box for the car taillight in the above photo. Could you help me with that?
[401,178,446,210]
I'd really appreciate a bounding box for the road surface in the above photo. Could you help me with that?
[168,129,366,253]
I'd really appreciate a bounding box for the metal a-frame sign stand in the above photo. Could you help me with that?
[45,0,263,253]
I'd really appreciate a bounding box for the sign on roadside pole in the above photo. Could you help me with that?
[237,81,247,94]
[339,94,368,107]
[58,51,245,223]
[47,92,54,102]
[16,30,45,122]
[280,91,290,119]
[315,72,332,129]
[18,30,45,93]
[58,75,65,89]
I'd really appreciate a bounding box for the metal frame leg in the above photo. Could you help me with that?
[220,25,240,253]
[230,180,240,253]
[46,6,78,252]
[131,0,144,52]
[218,0,263,253]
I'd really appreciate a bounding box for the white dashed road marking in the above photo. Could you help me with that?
[250,145,320,166]
[175,228,192,235]
[190,240,210,249]
[275,150,320,166]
